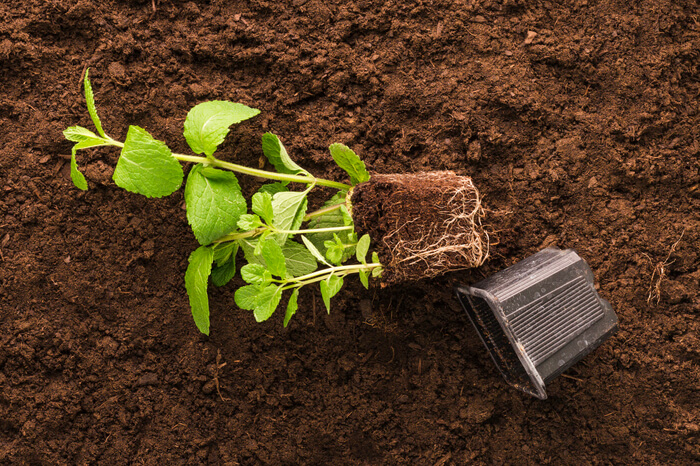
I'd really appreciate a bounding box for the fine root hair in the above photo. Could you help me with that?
[372,172,488,284]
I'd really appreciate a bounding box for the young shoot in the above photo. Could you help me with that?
[65,69,381,335]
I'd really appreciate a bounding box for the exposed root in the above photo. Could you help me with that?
[351,171,489,285]
[645,229,685,304]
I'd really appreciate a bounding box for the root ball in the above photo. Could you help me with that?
[351,171,488,286]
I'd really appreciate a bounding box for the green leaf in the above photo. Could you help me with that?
[253,234,267,256]
[253,284,282,322]
[356,234,371,264]
[281,241,318,277]
[84,68,106,138]
[340,205,354,226]
[320,274,343,313]
[241,263,269,284]
[237,214,263,231]
[261,132,307,175]
[359,269,370,289]
[69,138,109,191]
[261,237,287,278]
[184,101,260,157]
[201,166,235,181]
[112,125,184,198]
[184,246,215,335]
[64,125,102,143]
[211,258,237,287]
[284,288,299,328]
[307,191,348,254]
[211,242,238,287]
[258,182,288,195]
[185,164,246,245]
[70,151,88,190]
[372,252,380,264]
[329,143,370,185]
[324,242,344,265]
[234,285,259,310]
[213,241,238,263]
[271,190,308,243]
[372,266,383,278]
[251,192,274,224]
[241,238,317,277]
[301,235,331,266]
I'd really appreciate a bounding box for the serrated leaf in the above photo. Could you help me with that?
[281,241,318,277]
[237,214,263,231]
[329,143,370,185]
[64,126,102,143]
[253,234,267,256]
[372,266,383,278]
[185,164,246,245]
[84,68,106,138]
[253,284,282,322]
[184,101,260,157]
[239,239,263,266]
[241,238,317,277]
[325,244,343,265]
[257,182,288,195]
[252,192,274,224]
[261,132,307,175]
[340,205,354,226]
[284,288,299,328]
[320,275,343,313]
[213,241,238,263]
[319,281,330,313]
[69,138,109,191]
[70,152,88,191]
[234,285,259,310]
[356,234,370,264]
[240,263,268,285]
[359,269,369,289]
[261,237,287,278]
[307,191,348,255]
[301,236,331,266]
[211,258,237,287]
[184,246,214,335]
[271,190,308,244]
[112,125,184,198]
[201,166,235,180]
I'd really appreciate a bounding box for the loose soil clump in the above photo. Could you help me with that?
[352,171,488,285]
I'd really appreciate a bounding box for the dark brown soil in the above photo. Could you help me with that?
[1,0,699,464]
[351,171,487,285]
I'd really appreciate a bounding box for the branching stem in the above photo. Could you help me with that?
[215,225,353,243]
[102,139,351,190]
[277,262,382,289]
[176,153,351,190]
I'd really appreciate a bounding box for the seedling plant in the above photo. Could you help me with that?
[66,70,382,334]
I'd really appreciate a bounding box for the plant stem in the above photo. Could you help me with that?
[214,225,353,244]
[303,202,345,221]
[171,153,351,190]
[278,262,382,287]
[213,228,266,243]
[276,226,353,235]
[103,138,351,190]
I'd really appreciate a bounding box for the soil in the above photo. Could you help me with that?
[351,171,487,285]
[1,0,699,464]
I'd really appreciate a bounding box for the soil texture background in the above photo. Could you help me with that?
[1,0,699,464]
